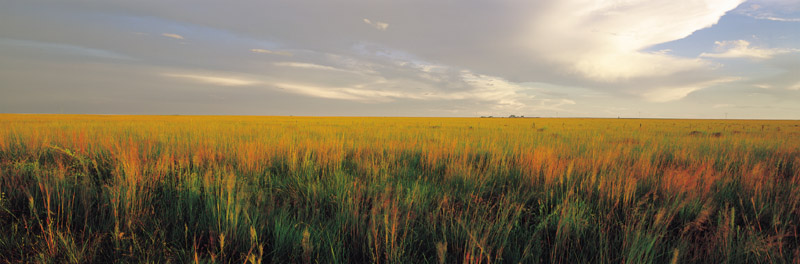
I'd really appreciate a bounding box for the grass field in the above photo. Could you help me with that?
[1,114,799,263]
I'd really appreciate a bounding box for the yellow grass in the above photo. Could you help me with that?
[1,114,799,262]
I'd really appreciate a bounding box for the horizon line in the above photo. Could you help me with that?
[1,113,798,121]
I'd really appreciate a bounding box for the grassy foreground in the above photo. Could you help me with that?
[0,114,799,263]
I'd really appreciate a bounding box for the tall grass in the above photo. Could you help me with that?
[1,114,799,263]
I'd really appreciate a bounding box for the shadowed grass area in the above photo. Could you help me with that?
[1,114,799,263]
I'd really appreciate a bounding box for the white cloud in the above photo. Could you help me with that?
[274,62,347,72]
[251,48,293,56]
[571,52,710,82]
[273,83,366,101]
[790,82,800,90]
[363,18,389,31]
[655,49,673,55]
[163,73,258,86]
[459,71,530,109]
[159,56,540,108]
[260,50,543,109]
[760,16,800,22]
[269,67,535,106]
[539,98,577,108]
[642,77,740,102]
[735,1,800,22]
[161,33,185,40]
[273,82,423,103]
[525,0,744,82]
[700,40,798,60]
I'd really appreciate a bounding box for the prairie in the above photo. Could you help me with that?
[1,114,799,263]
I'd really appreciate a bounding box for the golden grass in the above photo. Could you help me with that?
[1,114,799,263]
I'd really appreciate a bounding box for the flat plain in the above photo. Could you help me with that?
[1,114,798,263]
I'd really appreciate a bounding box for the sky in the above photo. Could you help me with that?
[1,0,799,119]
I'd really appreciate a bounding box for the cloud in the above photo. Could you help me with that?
[0,38,134,60]
[72,1,744,104]
[161,33,184,40]
[522,0,743,83]
[642,77,741,102]
[273,81,417,102]
[250,48,292,56]
[790,82,800,90]
[158,55,538,108]
[458,71,530,109]
[163,73,257,86]
[736,52,800,96]
[274,62,346,72]
[759,16,800,22]
[363,18,389,31]
[273,83,366,101]
[269,60,535,107]
[402,0,741,102]
[735,1,800,22]
[700,40,798,60]
[9,0,797,117]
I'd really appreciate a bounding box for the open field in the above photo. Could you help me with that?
[1,114,799,263]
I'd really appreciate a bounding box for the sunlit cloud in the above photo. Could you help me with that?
[536,98,577,109]
[163,73,258,86]
[274,62,347,72]
[757,15,800,22]
[459,71,530,109]
[266,54,540,109]
[251,48,293,56]
[274,82,428,103]
[790,82,800,90]
[700,40,798,60]
[526,0,743,82]
[714,104,735,108]
[161,33,184,40]
[0,38,135,60]
[572,53,710,82]
[363,18,389,31]
[736,1,800,22]
[273,83,366,101]
[642,77,741,102]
